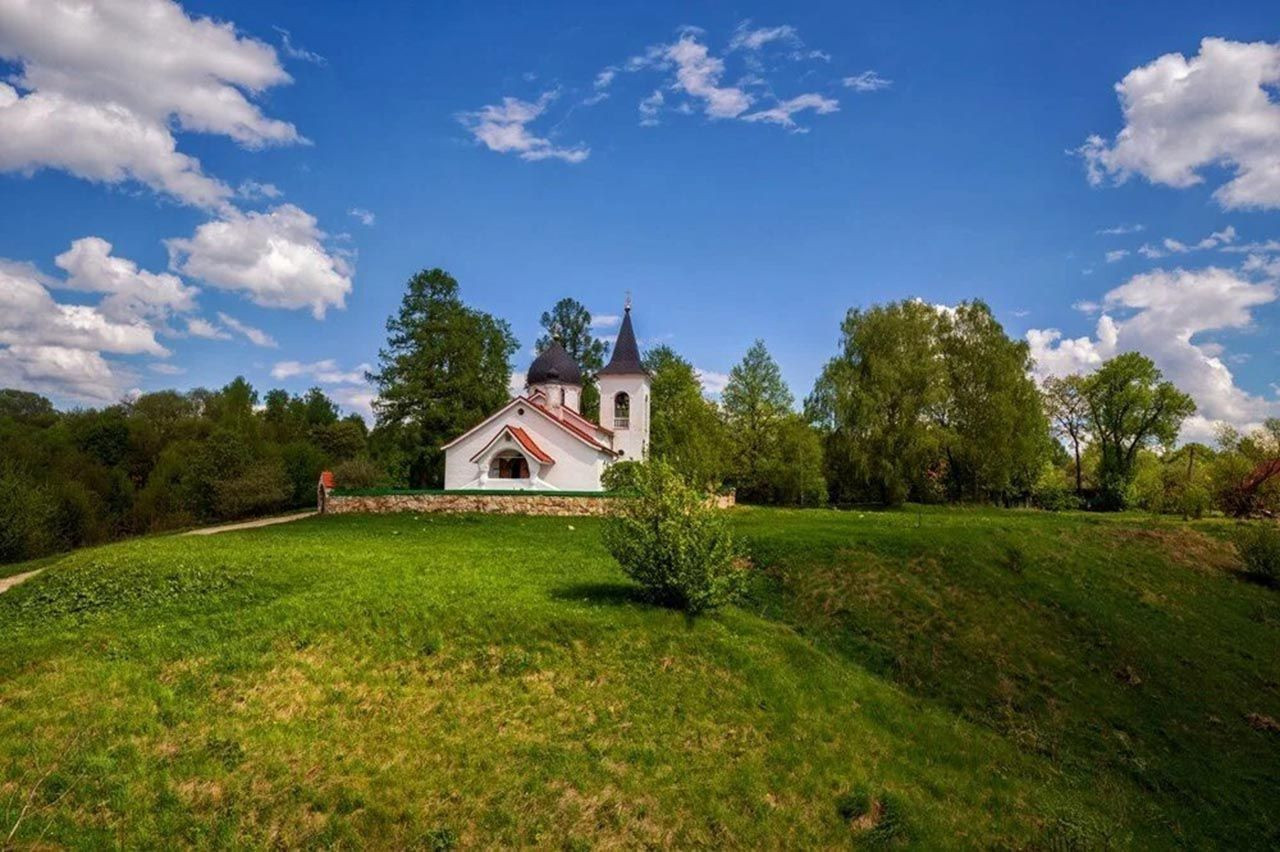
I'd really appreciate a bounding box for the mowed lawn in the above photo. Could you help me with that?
[0,509,1276,848]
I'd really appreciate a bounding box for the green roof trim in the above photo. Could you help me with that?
[331,488,623,498]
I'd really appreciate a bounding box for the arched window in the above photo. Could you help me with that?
[614,392,630,429]
[488,450,530,479]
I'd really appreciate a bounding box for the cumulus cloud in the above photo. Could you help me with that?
[348,207,376,226]
[458,91,590,163]
[1105,250,1130,263]
[55,237,198,324]
[1028,266,1278,438]
[0,0,301,209]
[0,254,176,401]
[843,71,892,92]
[590,314,621,329]
[1079,37,1280,209]
[167,204,353,318]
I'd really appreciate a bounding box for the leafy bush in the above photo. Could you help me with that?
[213,459,292,519]
[333,456,385,490]
[601,460,643,493]
[601,461,743,614]
[1233,523,1280,584]
[1031,484,1081,512]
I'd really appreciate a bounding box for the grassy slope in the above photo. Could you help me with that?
[0,509,1275,847]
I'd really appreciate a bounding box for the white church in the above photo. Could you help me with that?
[441,302,650,491]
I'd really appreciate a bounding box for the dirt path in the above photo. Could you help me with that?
[0,569,44,595]
[184,511,316,536]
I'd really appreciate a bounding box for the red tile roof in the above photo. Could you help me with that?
[319,470,335,488]
[507,426,554,464]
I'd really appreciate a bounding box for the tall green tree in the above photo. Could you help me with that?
[1082,353,1196,510]
[369,268,518,488]
[535,297,611,421]
[933,302,1050,502]
[1043,374,1090,495]
[643,345,726,490]
[806,300,944,505]
[721,339,794,501]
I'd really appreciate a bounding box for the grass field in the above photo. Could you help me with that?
[1,507,1276,847]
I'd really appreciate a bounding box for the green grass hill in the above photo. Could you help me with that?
[1,508,1276,847]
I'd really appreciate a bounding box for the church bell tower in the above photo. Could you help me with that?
[596,299,650,461]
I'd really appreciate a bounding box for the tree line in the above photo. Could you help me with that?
[3,268,1276,564]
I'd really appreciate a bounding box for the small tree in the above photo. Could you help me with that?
[722,339,794,502]
[1043,374,1090,496]
[602,461,742,614]
[1082,353,1196,510]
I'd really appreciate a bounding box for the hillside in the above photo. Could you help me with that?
[1,509,1276,847]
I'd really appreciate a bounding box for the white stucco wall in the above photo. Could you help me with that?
[443,401,611,491]
[598,374,651,461]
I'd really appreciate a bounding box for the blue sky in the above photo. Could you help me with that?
[0,0,1277,441]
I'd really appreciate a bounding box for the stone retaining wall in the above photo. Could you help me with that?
[324,492,617,517]
[321,489,735,517]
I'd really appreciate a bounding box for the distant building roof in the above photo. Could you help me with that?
[597,305,647,376]
[526,339,583,385]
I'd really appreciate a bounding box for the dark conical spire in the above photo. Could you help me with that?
[597,302,646,376]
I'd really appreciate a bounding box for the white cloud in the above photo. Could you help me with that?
[729,23,799,52]
[695,368,730,396]
[743,93,839,131]
[0,259,165,356]
[1105,250,1130,263]
[185,316,230,340]
[0,345,123,402]
[348,207,376,226]
[638,89,665,126]
[594,68,617,90]
[238,179,282,200]
[1029,266,1278,436]
[0,0,301,209]
[591,314,622,329]
[273,26,326,66]
[1079,37,1280,209]
[330,386,375,421]
[1138,244,1166,259]
[167,204,352,318]
[0,253,179,402]
[626,30,840,132]
[216,312,277,348]
[662,33,753,119]
[271,358,369,384]
[270,357,376,419]
[457,91,590,163]
[843,71,892,92]
[149,362,186,375]
[54,237,198,324]
[1097,223,1145,235]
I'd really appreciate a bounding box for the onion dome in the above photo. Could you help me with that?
[526,338,583,385]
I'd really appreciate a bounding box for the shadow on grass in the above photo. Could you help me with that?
[549,581,649,607]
